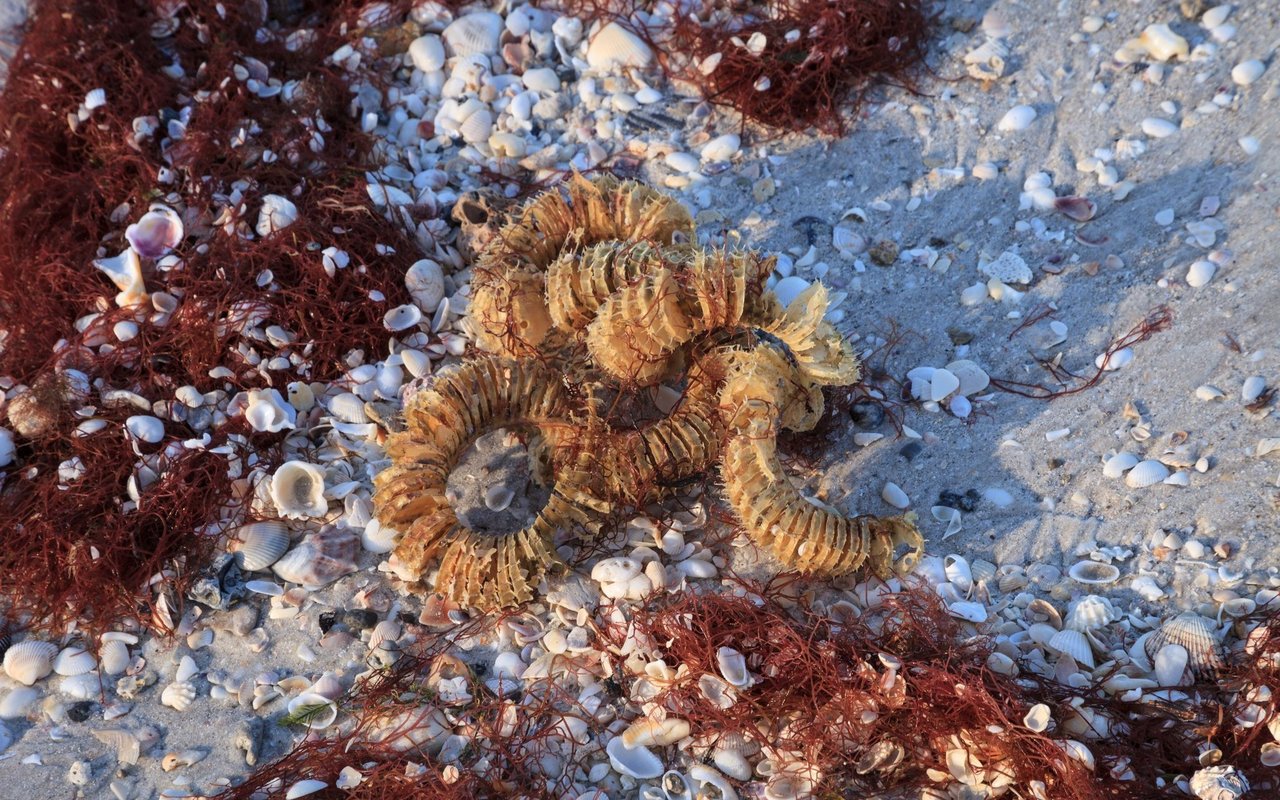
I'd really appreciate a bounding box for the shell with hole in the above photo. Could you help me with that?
[1067,560,1120,585]
[1144,613,1222,678]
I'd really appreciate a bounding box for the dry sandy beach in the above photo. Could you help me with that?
[1,0,1279,798]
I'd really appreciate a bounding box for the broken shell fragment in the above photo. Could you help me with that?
[125,205,184,258]
[256,194,299,236]
[606,735,663,779]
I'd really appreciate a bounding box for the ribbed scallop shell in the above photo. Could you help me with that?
[161,681,197,711]
[1065,595,1119,632]
[1144,613,1222,677]
[441,11,503,57]
[98,639,131,676]
[1048,629,1095,669]
[3,640,57,685]
[327,392,369,424]
[53,646,97,676]
[232,521,291,572]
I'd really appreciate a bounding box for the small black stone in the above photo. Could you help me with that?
[898,441,923,461]
[338,609,378,632]
[67,701,94,723]
[850,401,885,429]
[939,489,981,513]
[947,327,974,346]
[318,612,336,634]
[1048,458,1066,470]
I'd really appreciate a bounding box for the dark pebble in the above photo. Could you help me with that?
[338,609,378,632]
[67,701,94,723]
[947,327,974,346]
[318,612,336,634]
[850,401,886,429]
[939,489,981,513]
[899,441,923,461]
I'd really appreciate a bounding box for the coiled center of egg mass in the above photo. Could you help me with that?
[444,428,550,535]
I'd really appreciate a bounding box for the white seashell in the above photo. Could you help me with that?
[60,671,102,700]
[521,67,560,94]
[1260,742,1280,768]
[92,725,160,765]
[716,646,751,687]
[125,205,184,258]
[622,717,690,748]
[442,12,503,58]
[881,482,909,509]
[383,304,422,332]
[1068,560,1120,585]
[713,746,753,781]
[458,106,494,144]
[1141,117,1178,138]
[285,780,329,799]
[964,38,1007,80]
[161,681,197,711]
[408,34,445,72]
[1189,765,1250,800]
[1145,613,1222,677]
[1103,452,1139,478]
[54,647,97,676]
[0,686,39,718]
[271,528,358,588]
[606,735,663,779]
[931,506,962,539]
[1049,629,1095,669]
[945,359,989,396]
[1232,59,1265,86]
[270,461,328,519]
[1125,459,1170,488]
[244,388,296,433]
[162,748,209,771]
[929,368,960,401]
[175,655,199,683]
[665,152,700,174]
[256,194,299,236]
[943,555,972,593]
[980,250,1032,285]
[286,381,316,412]
[1186,260,1217,288]
[360,519,398,554]
[1065,595,1118,631]
[125,415,165,444]
[232,521,291,572]
[986,651,1016,675]
[661,770,692,800]
[698,674,736,709]
[586,22,652,71]
[1138,24,1188,61]
[591,557,642,584]
[947,601,988,623]
[1242,376,1266,404]
[1195,384,1225,402]
[997,104,1036,132]
[98,639,131,676]
[484,484,515,512]
[772,275,810,309]
[1023,703,1052,733]
[689,764,738,800]
[1221,598,1256,618]
[286,692,338,730]
[700,134,740,162]
[4,640,57,685]
[94,248,148,307]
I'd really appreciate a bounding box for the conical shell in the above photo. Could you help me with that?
[232,521,291,572]
[1144,613,1222,678]
[53,646,97,676]
[3,640,57,685]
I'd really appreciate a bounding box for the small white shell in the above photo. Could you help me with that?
[53,646,97,676]
[1145,613,1222,677]
[125,205,184,258]
[700,134,740,162]
[1048,629,1095,669]
[881,482,909,509]
[270,461,328,519]
[3,640,57,685]
[945,359,990,396]
[1231,59,1265,86]
[712,746,753,781]
[661,770,693,800]
[160,681,197,711]
[92,725,160,765]
[256,194,299,236]
[442,12,503,58]
[383,304,423,332]
[457,106,494,144]
[1068,561,1120,585]
[125,415,165,444]
[244,388,296,433]
[606,735,663,779]
[716,646,751,687]
[591,557,642,584]
[98,639,131,676]
[175,655,199,683]
[997,104,1037,132]
[408,34,445,72]
[1102,452,1139,478]
[698,674,736,709]
[586,22,652,71]
[286,692,338,730]
[484,484,515,512]
[1138,23,1188,61]
[0,686,39,718]
[285,780,330,799]
[60,672,103,700]
[1186,260,1217,288]
[1023,703,1052,733]
[1065,595,1118,631]
[232,521,291,572]
[1242,376,1267,404]
[405,259,445,313]
[1125,459,1171,488]
[947,601,988,623]
[943,555,972,593]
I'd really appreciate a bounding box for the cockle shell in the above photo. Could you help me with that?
[1065,595,1119,631]
[53,646,97,676]
[1189,765,1250,800]
[271,528,358,589]
[1145,613,1222,678]
[270,461,328,519]
[4,640,57,685]
[713,745,753,781]
[606,735,663,778]
[1125,459,1170,488]
[586,22,652,71]
[256,194,299,236]
[716,646,751,687]
[442,12,503,57]
[1049,629,1095,669]
[1068,560,1120,585]
[125,205,184,258]
[161,681,197,711]
[98,639,131,676]
[327,393,370,424]
[232,521,291,572]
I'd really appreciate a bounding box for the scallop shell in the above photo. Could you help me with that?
[232,521,291,572]
[1048,629,1095,669]
[586,21,653,71]
[1065,595,1119,632]
[92,725,161,765]
[161,681,197,711]
[1068,560,1120,585]
[442,12,503,58]
[54,646,97,676]
[327,392,370,424]
[1125,459,1170,488]
[716,646,751,687]
[271,528,358,589]
[3,640,57,685]
[1144,613,1222,678]
[269,461,328,519]
[606,735,663,779]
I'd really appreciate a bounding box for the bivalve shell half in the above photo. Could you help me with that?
[1048,629,1095,669]
[286,692,339,730]
[3,640,57,685]
[232,521,291,572]
[1144,613,1222,678]
[441,12,503,58]
[1125,459,1170,488]
[1065,595,1119,632]
[606,735,663,779]
[1023,703,1052,733]
[54,646,97,676]
[1068,561,1120,586]
[98,639,131,676]
[586,22,652,70]
[716,646,751,687]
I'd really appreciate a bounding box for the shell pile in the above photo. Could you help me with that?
[374,174,922,609]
